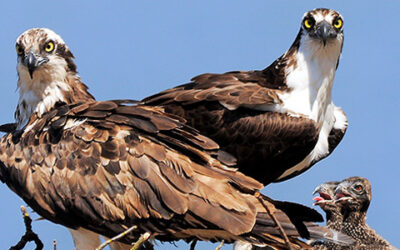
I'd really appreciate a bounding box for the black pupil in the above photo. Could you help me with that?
[305,18,314,27]
[47,44,51,49]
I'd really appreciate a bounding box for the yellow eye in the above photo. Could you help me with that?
[333,18,343,29]
[16,44,24,55]
[304,18,314,29]
[44,41,55,52]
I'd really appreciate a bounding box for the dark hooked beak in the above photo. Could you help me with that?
[312,185,323,196]
[23,52,48,78]
[334,184,352,202]
[315,21,336,46]
[24,52,37,78]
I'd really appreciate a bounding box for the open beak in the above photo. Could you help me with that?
[312,185,331,205]
[334,184,353,203]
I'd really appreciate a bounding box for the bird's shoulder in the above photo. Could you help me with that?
[142,69,287,109]
[0,99,266,236]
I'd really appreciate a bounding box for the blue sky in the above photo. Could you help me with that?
[0,1,399,249]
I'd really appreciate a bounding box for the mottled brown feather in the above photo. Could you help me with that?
[0,100,335,247]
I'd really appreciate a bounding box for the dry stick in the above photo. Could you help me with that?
[96,225,137,250]
[9,206,44,250]
[189,240,197,250]
[131,232,151,250]
[255,192,293,250]
[215,240,224,250]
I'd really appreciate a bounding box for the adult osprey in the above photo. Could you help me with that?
[0,28,352,249]
[142,8,348,185]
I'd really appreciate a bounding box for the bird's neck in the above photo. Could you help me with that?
[325,208,344,231]
[343,211,391,246]
[343,208,366,224]
[276,35,342,122]
[15,72,95,130]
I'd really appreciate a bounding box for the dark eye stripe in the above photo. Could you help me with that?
[16,44,24,55]
[303,15,315,29]
[56,44,77,72]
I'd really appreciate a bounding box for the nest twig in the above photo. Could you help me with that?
[9,206,43,250]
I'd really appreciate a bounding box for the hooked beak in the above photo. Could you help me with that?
[313,185,332,205]
[312,185,323,196]
[314,21,336,46]
[23,52,48,78]
[334,184,353,202]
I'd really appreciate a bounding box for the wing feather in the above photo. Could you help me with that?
[142,70,341,185]
[0,100,347,247]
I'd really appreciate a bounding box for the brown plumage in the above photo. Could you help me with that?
[335,177,394,249]
[143,81,320,185]
[312,178,396,250]
[0,27,354,249]
[0,99,340,248]
[142,8,348,185]
[312,181,347,250]
[313,181,343,231]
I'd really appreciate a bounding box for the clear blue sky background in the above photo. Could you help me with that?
[0,1,399,249]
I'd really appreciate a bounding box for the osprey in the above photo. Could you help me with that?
[0,28,353,249]
[142,8,348,185]
[313,181,342,231]
[335,177,394,249]
[312,181,348,250]
[311,177,394,249]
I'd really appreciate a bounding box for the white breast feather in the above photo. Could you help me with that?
[274,34,344,180]
[333,105,348,130]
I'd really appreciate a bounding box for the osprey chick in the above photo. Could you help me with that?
[335,177,394,249]
[313,181,343,231]
[312,181,351,250]
[311,177,394,249]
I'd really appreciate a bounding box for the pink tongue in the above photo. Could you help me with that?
[336,193,345,199]
[313,196,324,202]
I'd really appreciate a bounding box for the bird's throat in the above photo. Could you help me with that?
[15,74,94,130]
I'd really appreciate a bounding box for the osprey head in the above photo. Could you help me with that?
[16,28,76,80]
[300,8,344,47]
[334,177,372,213]
[313,181,338,204]
[14,28,94,130]
[313,181,341,212]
